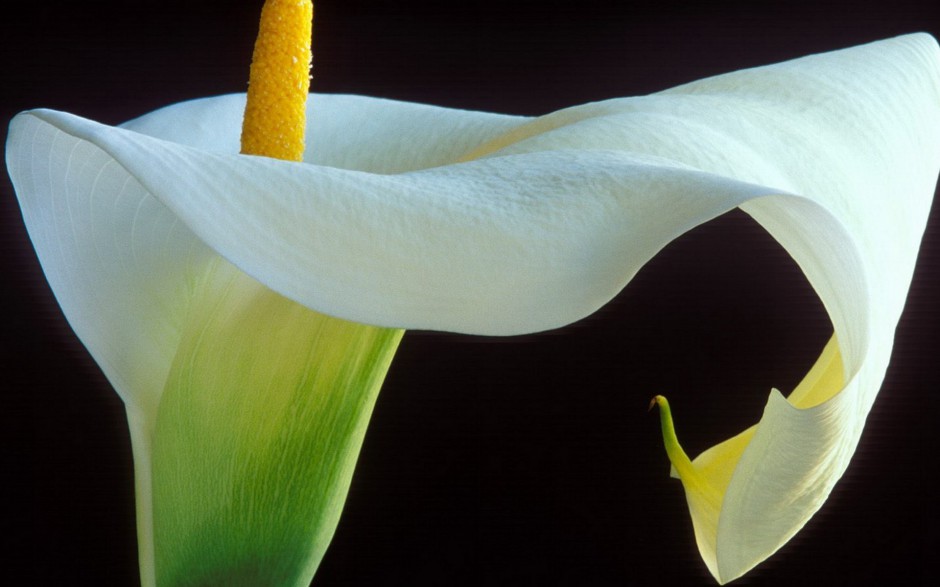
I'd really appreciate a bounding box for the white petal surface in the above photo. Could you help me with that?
[4,96,529,415]
[5,114,210,417]
[12,109,771,337]
[121,93,527,173]
[6,32,940,584]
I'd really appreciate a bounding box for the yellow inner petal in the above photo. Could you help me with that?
[654,335,845,581]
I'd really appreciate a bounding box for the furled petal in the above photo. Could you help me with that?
[7,32,939,583]
[7,105,772,408]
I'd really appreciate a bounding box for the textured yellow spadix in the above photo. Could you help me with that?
[240,0,313,161]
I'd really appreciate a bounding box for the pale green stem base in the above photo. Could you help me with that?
[128,407,157,587]
[129,260,402,586]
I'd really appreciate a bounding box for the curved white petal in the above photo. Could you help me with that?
[412,33,940,580]
[7,104,772,418]
[6,32,940,583]
[14,108,776,337]
[121,93,527,174]
[5,113,210,416]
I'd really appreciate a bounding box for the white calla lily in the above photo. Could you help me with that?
[7,32,939,584]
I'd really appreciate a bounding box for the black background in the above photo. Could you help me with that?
[2,1,936,585]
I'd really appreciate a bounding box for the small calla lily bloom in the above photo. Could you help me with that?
[6,32,940,585]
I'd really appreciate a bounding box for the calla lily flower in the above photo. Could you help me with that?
[7,31,939,585]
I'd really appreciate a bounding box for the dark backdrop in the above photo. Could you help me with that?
[2,1,936,585]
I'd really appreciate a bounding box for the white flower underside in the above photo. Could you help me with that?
[7,34,940,583]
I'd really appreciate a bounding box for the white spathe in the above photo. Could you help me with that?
[7,33,939,583]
